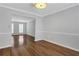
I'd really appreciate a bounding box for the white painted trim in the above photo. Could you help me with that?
[44,4,79,17]
[12,19,29,23]
[0,33,11,35]
[0,44,12,49]
[35,31,79,52]
[0,4,42,17]
[0,33,12,49]
[41,31,79,36]
[43,39,79,52]
[12,18,34,23]
[0,4,79,17]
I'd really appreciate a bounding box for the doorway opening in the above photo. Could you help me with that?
[11,17,35,47]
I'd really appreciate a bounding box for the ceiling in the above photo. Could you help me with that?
[0,3,79,17]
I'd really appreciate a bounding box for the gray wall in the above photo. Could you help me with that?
[0,7,11,49]
[35,17,44,40]
[1,3,79,51]
[42,5,79,51]
[27,20,35,36]
[0,7,35,49]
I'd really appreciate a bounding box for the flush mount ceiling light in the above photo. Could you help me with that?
[34,3,47,9]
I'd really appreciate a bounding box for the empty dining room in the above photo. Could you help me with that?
[0,3,79,56]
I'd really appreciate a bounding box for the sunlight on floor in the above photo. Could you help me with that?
[19,36,23,45]
[12,35,24,46]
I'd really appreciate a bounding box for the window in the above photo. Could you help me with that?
[19,24,23,33]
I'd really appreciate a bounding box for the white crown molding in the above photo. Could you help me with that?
[0,4,79,18]
[0,4,42,17]
[43,4,79,17]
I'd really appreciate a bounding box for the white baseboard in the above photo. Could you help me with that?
[0,33,11,49]
[35,31,79,52]
[43,39,79,52]
[0,44,12,49]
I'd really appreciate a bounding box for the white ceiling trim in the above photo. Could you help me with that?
[0,4,42,17]
[12,19,30,22]
[0,4,79,18]
[44,4,79,17]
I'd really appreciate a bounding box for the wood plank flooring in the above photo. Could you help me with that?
[0,47,11,56]
[12,34,35,47]
[0,40,79,56]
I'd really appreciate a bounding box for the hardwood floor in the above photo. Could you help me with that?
[0,35,79,56]
[0,47,11,56]
[12,34,35,47]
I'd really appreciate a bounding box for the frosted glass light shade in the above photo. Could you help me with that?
[34,3,47,9]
